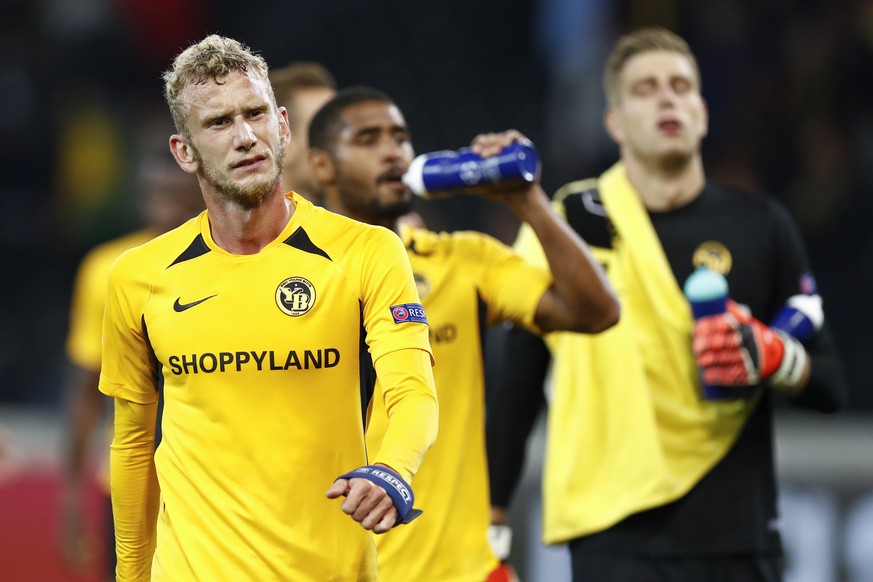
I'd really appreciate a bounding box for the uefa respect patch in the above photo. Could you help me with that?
[390,303,428,324]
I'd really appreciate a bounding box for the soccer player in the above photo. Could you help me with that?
[59,153,203,580]
[270,61,337,202]
[307,86,619,582]
[487,27,847,581]
[99,35,438,581]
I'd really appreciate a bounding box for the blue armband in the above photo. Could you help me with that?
[338,465,422,526]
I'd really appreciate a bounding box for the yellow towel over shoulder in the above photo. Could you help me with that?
[513,163,758,544]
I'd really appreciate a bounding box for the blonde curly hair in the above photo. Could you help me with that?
[162,35,275,137]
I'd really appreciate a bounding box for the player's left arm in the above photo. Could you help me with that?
[326,348,436,533]
[767,204,847,411]
[327,230,437,532]
[789,313,847,412]
[356,230,438,478]
[370,347,438,480]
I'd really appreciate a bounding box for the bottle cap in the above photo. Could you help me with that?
[683,267,728,301]
[402,154,428,197]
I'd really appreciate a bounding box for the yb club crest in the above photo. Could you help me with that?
[276,276,316,316]
[692,241,732,276]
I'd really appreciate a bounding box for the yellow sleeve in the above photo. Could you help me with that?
[371,348,439,482]
[458,231,552,332]
[512,218,548,268]
[98,249,159,405]
[110,397,160,582]
[358,227,433,362]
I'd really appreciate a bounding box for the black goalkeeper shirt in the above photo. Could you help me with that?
[487,181,846,556]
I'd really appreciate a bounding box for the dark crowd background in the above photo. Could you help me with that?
[1,0,870,411]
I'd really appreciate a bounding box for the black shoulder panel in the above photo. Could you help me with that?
[168,234,210,268]
[561,185,615,250]
[283,227,332,261]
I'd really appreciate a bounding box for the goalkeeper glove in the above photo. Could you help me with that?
[693,300,808,392]
[487,562,520,582]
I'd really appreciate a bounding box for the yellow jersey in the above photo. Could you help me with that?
[100,193,436,581]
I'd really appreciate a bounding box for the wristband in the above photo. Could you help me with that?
[338,465,422,526]
[769,331,808,394]
[488,524,513,561]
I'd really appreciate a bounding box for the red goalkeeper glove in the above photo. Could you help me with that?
[693,300,808,391]
[487,562,520,582]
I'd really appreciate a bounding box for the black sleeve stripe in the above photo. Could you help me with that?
[143,314,166,446]
[477,291,488,364]
[358,304,376,433]
[141,314,160,394]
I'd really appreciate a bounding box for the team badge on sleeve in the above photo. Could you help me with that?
[799,271,818,295]
[390,303,428,324]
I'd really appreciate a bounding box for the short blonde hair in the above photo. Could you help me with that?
[162,35,274,137]
[603,27,700,105]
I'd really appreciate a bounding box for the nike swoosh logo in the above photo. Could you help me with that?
[173,295,217,313]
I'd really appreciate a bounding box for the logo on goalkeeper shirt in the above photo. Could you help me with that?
[692,241,732,276]
[391,303,428,324]
[799,271,817,295]
[276,276,316,316]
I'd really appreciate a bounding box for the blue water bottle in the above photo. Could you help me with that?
[683,266,748,400]
[402,140,539,198]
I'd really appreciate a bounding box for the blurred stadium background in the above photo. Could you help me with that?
[1,0,871,580]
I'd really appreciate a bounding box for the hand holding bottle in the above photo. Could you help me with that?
[685,267,816,398]
[403,131,539,199]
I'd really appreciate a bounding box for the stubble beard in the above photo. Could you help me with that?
[339,180,414,221]
[200,146,287,210]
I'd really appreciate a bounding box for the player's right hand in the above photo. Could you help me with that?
[328,464,422,533]
[693,300,807,389]
[326,476,398,534]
